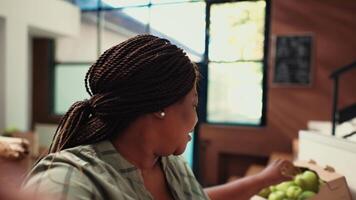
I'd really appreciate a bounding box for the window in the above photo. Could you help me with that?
[54,64,91,114]
[207,1,268,126]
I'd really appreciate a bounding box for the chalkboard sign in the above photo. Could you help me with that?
[273,35,313,85]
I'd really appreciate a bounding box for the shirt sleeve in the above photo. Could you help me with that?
[23,157,102,200]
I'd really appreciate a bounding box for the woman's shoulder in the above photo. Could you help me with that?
[24,144,97,182]
[37,143,98,168]
[22,143,107,199]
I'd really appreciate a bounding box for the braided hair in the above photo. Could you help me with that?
[49,35,199,153]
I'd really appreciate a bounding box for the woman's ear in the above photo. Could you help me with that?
[153,110,166,119]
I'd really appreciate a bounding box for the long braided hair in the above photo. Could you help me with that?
[49,35,199,153]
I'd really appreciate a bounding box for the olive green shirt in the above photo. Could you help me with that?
[23,140,209,200]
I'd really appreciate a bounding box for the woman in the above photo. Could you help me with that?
[24,35,294,200]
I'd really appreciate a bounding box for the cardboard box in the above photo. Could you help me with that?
[298,130,356,199]
[251,160,352,200]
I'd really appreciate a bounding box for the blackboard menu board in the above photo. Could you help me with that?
[273,35,313,85]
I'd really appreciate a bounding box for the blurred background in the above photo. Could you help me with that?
[0,0,355,198]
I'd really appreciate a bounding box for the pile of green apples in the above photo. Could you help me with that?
[258,170,325,200]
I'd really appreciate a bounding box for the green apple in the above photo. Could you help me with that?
[294,170,319,192]
[297,191,316,200]
[268,191,286,200]
[286,185,303,199]
[269,185,278,192]
[294,174,305,188]
[276,181,296,192]
[258,187,271,198]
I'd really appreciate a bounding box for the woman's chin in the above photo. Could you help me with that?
[173,151,184,156]
[173,145,188,156]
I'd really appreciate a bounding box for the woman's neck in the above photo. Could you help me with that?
[111,123,159,171]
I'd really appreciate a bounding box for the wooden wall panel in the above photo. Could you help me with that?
[199,0,356,186]
[32,38,61,129]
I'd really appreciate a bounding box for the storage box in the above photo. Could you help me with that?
[251,160,352,200]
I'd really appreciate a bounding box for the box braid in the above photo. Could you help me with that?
[49,34,199,153]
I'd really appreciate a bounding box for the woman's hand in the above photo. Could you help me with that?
[258,159,298,187]
[205,159,299,200]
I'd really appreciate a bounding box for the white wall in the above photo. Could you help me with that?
[0,17,5,131]
[56,17,135,62]
[0,0,80,131]
[5,17,29,131]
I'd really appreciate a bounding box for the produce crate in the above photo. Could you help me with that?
[251,160,352,200]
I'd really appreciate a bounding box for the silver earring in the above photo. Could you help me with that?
[160,112,165,117]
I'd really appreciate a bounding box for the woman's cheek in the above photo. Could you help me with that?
[185,109,197,125]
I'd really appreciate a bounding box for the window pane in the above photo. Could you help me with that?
[56,12,98,62]
[182,132,194,168]
[150,2,205,62]
[101,0,149,8]
[209,1,266,61]
[73,0,100,10]
[54,64,90,115]
[101,7,149,52]
[73,0,150,9]
[207,62,263,125]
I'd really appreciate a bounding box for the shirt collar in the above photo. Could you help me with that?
[93,140,143,182]
[92,140,171,183]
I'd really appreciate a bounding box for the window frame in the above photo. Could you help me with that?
[201,0,270,127]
